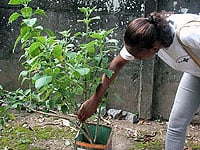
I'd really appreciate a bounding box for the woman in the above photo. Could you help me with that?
[77,12,200,150]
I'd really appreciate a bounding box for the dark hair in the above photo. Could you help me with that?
[124,12,173,52]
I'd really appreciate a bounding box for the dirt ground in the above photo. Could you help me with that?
[111,119,200,150]
[2,111,200,150]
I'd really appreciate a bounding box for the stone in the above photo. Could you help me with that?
[107,108,122,119]
[124,111,139,123]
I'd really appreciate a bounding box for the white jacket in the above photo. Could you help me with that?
[120,14,200,77]
[158,14,200,77]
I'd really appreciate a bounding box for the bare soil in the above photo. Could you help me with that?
[2,111,200,150]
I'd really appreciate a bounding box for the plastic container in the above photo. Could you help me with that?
[74,123,112,150]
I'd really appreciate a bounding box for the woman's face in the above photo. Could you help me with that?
[133,47,159,60]
[125,42,163,60]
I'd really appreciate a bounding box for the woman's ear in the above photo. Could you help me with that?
[154,41,163,49]
[150,41,163,53]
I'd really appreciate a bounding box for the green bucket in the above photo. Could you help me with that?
[74,124,112,150]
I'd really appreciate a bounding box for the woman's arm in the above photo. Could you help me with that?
[77,54,128,122]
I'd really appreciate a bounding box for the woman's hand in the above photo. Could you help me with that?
[77,95,99,122]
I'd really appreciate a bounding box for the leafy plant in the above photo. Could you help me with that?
[0,86,28,128]
[8,0,118,113]
[6,0,119,144]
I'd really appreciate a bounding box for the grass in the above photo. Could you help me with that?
[129,139,200,150]
[129,140,164,150]
[186,142,200,149]
[0,123,77,150]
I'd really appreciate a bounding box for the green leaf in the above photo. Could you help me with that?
[34,36,46,44]
[19,26,32,45]
[21,77,28,85]
[106,39,119,45]
[47,37,56,46]
[45,29,55,37]
[20,25,31,36]
[90,32,103,39]
[78,7,89,15]
[34,8,46,16]
[31,73,40,81]
[34,26,43,30]
[45,68,52,75]
[26,56,38,65]
[19,70,28,78]
[35,76,52,89]
[9,0,21,4]
[29,42,41,50]
[94,56,102,62]
[61,104,68,114]
[66,51,76,58]
[77,19,89,24]
[11,101,25,109]
[21,31,31,43]
[75,68,90,75]
[88,41,96,53]
[59,30,71,37]
[8,0,32,5]
[24,89,31,95]
[12,35,22,53]
[79,41,96,54]
[52,45,63,61]
[29,42,41,57]
[73,32,82,38]
[41,88,52,101]
[21,7,32,18]
[23,18,37,27]
[89,6,97,14]
[53,67,61,75]
[9,12,21,23]
[90,16,100,20]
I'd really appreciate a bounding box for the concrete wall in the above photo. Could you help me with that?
[0,2,23,90]
[0,0,200,123]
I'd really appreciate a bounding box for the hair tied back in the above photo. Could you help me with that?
[146,15,156,25]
